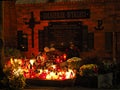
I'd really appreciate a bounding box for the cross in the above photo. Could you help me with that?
[25,12,40,48]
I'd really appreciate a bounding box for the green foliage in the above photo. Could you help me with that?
[1,59,26,90]
[4,47,22,58]
[9,75,26,90]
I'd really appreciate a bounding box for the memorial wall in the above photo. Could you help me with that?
[2,1,120,61]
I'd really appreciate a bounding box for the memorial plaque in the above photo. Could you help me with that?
[40,9,90,20]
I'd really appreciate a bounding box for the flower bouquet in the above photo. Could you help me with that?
[75,64,98,87]
[1,58,26,90]
[67,57,82,70]
[79,64,98,77]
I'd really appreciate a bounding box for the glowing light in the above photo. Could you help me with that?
[30,59,35,66]
[13,67,23,76]
[5,58,76,81]
[63,54,67,61]
[10,58,14,65]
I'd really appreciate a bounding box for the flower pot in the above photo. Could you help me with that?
[75,72,113,88]
[75,75,98,88]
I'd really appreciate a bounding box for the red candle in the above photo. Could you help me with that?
[63,54,67,61]
[24,72,30,78]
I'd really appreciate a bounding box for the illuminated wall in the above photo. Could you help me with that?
[3,1,120,61]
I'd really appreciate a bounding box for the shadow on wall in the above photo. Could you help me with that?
[0,38,3,50]
[0,38,3,65]
[0,38,5,81]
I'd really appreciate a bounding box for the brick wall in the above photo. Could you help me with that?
[3,1,17,47]
[3,1,120,61]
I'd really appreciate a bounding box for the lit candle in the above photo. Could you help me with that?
[63,54,67,61]
[30,59,35,66]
